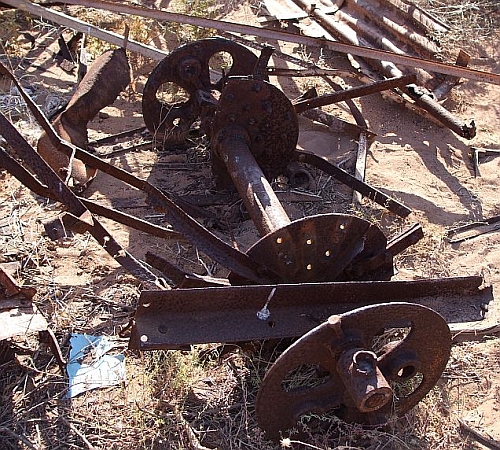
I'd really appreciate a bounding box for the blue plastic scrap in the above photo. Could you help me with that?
[66,333,126,398]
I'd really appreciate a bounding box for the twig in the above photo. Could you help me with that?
[61,418,97,450]
[458,418,500,449]
[0,426,38,450]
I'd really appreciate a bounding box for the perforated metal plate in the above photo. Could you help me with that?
[231,213,391,284]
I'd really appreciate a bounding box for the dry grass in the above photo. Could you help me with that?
[413,0,500,54]
[1,0,499,449]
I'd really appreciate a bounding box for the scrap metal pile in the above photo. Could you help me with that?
[0,0,498,441]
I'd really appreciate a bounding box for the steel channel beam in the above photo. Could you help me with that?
[130,276,492,349]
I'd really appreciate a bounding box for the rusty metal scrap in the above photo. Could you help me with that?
[36,0,500,85]
[284,0,477,138]
[446,215,500,244]
[0,60,279,286]
[293,150,411,217]
[0,28,495,438]
[142,37,260,143]
[0,146,183,242]
[293,74,416,113]
[471,146,500,178]
[0,113,163,289]
[255,302,452,439]
[37,47,131,191]
[0,266,48,341]
[129,276,490,350]
[142,38,412,218]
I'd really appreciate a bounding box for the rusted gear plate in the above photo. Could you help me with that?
[255,302,452,440]
[230,213,391,284]
[212,77,299,180]
[142,37,259,142]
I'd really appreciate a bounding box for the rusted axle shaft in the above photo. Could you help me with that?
[215,125,291,236]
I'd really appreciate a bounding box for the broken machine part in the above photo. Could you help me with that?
[37,47,131,191]
[128,39,491,438]
[256,303,452,440]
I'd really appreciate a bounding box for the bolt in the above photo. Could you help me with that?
[262,100,273,113]
[327,315,343,338]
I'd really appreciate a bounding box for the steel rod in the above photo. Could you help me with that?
[9,0,500,85]
[293,74,416,113]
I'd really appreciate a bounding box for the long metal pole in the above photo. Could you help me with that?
[6,0,500,85]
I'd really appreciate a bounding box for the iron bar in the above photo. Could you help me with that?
[294,150,412,217]
[130,276,491,349]
[12,0,500,85]
[293,74,417,113]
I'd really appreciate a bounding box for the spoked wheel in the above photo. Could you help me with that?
[255,302,451,440]
[142,37,260,144]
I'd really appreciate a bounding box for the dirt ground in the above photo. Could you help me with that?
[1,1,500,449]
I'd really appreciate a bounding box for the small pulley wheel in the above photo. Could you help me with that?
[142,37,259,143]
[229,213,393,284]
[255,302,451,441]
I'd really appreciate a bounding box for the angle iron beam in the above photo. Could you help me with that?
[294,150,412,217]
[130,276,492,350]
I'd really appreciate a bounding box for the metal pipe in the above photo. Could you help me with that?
[336,348,393,412]
[215,125,291,237]
[344,0,440,58]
